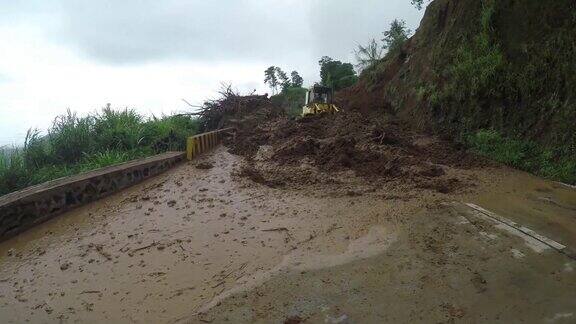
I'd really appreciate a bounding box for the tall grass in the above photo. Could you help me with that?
[467,130,576,184]
[0,106,199,196]
[0,148,28,194]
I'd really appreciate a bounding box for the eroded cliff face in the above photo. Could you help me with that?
[340,0,576,151]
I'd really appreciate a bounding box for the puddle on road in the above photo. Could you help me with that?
[468,167,576,249]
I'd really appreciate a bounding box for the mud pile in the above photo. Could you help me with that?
[227,109,485,193]
[200,88,485,193]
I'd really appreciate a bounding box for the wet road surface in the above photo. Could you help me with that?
[0,147,575,323]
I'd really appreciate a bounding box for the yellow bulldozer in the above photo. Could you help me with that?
[302,85,340,116]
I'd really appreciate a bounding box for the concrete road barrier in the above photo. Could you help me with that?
[0,128,234,242]
[0,152,186,242]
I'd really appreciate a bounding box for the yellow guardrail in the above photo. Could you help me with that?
[186,128,234,160]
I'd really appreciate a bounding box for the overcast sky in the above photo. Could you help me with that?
[0,0,425,146]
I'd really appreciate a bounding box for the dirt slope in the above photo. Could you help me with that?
[338,0,576,155]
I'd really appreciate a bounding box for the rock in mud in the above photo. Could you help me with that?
[419,165,446,177]
[284,315,304,324]
[60,262,72,271]
[195,162,214,169]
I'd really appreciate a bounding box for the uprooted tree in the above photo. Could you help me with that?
[193,85,281,132]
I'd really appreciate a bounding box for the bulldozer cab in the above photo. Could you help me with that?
[302,85,340,116]
[305,85,333,105]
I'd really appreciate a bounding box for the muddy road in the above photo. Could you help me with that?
[1,146,576,323]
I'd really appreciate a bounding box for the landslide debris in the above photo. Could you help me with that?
[237,111,480,189]
[200,91,483,193]
[197,86,484,194]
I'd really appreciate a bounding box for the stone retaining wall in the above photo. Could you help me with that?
[0,152,185,242]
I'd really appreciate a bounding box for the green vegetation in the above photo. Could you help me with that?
[264,66,280,94]
[290,71,303,88]
[443,0,502,102]
[356,19,412,76]
[264,66,303,94]
[412,0,576,184]
[354,39,384,72]
[467,130,576,184]
[263,66,307,117]
[0,106,199,196]
[382,19,411,55]
[319,56,358,91]
[271,86,307,117]
[352,0,575,184]
[411,0,430,10]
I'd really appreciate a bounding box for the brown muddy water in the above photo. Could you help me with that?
[0,147,575,323]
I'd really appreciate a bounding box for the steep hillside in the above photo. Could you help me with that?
[339,0,576,183]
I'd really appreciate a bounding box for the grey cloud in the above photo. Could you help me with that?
[310,0,424,62]
[0,0,55,19]
[55,0,312,64]
[2,0,424,69]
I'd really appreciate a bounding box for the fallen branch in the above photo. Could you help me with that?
[239,194,266,202]
[129,242,157,256]
[181,98,203,108]
[95,246,113,261]
[261,227,289,232]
